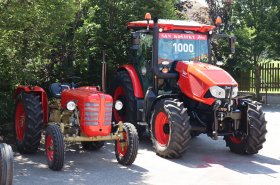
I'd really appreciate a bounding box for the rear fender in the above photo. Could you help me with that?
[118,64,144,98]
[14,85,48,124]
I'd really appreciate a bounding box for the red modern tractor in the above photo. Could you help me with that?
[111,14,267,158]
[14,81,138,170]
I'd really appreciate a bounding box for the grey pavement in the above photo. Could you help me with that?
[13,105,280,185]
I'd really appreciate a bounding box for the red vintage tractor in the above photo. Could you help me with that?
[111,14,267,158]
[14,82,138,171]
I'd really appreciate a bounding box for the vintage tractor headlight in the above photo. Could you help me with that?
[67,101,76,111]
[115,100,123,111]
[232,86,238,98]
[209,86,226,99]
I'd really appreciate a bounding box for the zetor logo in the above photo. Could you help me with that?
[182,70,188,78]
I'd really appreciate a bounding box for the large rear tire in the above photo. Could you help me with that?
[151,99,191,158]
[224,100,267,154]
[14,93,43,153]
[115,123,138,165]
[111,70,146,137]
[0,143,13,185]
[45,125,64,171]
[81,141,104,150]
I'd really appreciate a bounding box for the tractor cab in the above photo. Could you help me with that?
[127,18,215,94]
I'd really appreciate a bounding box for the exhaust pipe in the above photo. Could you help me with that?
[102,50,107,92]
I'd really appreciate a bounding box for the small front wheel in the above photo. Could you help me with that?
[115,123,138,165]
[45,125,64,171]
[0,143,13,185]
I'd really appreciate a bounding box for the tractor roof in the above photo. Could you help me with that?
[127,19,215,33]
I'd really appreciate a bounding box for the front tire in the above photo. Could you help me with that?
[111,70,146,137]
[0,143,13,185]
[224,100,267,154]
[45,125,64,171]
[14,93,43,153]
[151,99,191,158]
[115,123,138,165]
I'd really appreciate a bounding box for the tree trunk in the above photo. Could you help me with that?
[254,64,261,101]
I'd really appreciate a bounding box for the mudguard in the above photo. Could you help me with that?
[118,64,144,98]
[14,85,48,124]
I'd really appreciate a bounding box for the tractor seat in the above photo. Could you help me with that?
[49,83,70,98]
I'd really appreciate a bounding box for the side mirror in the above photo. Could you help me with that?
[229,36,236,54]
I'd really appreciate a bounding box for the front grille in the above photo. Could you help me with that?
[84,102,100,126]
[104,102,112,125]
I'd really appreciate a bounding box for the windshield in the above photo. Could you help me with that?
[158,33,208,63]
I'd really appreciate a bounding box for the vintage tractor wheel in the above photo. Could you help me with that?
[81,141,105,150]
[45,125,64,171]
[115,122,138,165]
[224,100,267,154]
[151,99,191,158]
[111,70,146,137]
[14,93,43,153]
[0,143,13,185]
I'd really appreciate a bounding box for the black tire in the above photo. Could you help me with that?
[45,125,64,171]
[115,122,138,165]
[150,99,191,158]
[14,93,44,153]
[0,143,13,185]
[111,70,146,137]
[224,100,267,154]
[81,141,105,150]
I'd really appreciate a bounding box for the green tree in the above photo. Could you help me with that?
[232,0,280,99]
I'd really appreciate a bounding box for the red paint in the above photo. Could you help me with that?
[116,132,128,157]
[229,136,242,144]
[175,61,238,105]
[15,101,25,141]
[113,86,125,122]
[155,112,169,146]
[61,86,112,137]
[119,64,144,98]
[127,20,215,33]
[14,85,49,124]
[46,135,54,161]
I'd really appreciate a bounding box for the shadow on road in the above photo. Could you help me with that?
[13,142,148,185]
[166,135,280,175]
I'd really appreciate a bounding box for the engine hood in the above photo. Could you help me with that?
[175,61,237,86]
[175,61,238,105]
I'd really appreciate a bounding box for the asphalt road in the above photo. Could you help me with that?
[13,105,280,185]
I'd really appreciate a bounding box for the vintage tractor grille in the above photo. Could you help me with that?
[104,102,112,125]
[84,102,112,126]
[84,102,99,126]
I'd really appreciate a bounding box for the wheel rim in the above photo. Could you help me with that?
[229,136,242,144]
[116,132,128,157]
[113,86,126,122]
[46,135,54,161]
[15,101,26,141]
[155,112,170,146]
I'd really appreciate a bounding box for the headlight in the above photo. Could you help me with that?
[232,86,238,98]
[67,101,76,111]
[115,100,123,111]
[209,86,226,99]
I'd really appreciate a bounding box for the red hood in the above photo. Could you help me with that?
[175,61,237,86]
[175,61,238,105]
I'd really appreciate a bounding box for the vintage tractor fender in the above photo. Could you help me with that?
[118,64,144,98]
[14,85,49,124]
